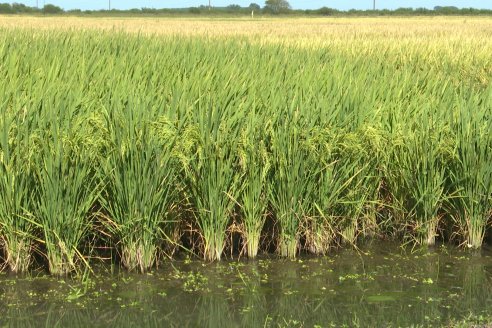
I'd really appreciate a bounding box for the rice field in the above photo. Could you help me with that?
[0,16,491,275]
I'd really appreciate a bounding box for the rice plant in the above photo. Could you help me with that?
[0,111,36,273]
[335,130,378,245]
[387,107,450,245]
[269,105,316,258]
[238,110,271,258]
[0,19,489,273]
[182,96,243,261]
[450,90,492,248]
[30,86,102,275]
[304,128,370,253]
[305,130,344,254]
[33,128,99,275]
[99,101,180,272]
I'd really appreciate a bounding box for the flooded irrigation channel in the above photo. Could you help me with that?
[1,242,492,327]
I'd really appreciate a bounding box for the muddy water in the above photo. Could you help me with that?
[1,242,491,327]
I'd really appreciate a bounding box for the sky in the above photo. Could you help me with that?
[13,1,492,11]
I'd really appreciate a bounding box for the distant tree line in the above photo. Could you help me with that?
[0,2,63,14]
[0,2,491,16]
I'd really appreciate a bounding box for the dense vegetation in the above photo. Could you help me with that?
[1,2,492,16]
[0,20,491,275]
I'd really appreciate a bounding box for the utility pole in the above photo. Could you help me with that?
[209,0,211,11]
[373,0,376,10]
[109,0,111,11]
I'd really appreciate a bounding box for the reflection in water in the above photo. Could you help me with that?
[240,277,267,327]
[197,295,233,328]
[463,260,492,312]
[1,242,491,327]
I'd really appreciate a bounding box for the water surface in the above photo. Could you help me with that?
[1,242,491,327]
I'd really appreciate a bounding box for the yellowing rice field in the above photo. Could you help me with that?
[0,16,491,275]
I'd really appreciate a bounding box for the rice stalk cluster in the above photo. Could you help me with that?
[0,28,490,274]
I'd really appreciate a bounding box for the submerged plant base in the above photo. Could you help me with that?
[361,211,378,238]
[47,251,77,276]
[245,234,260,259]
[340,221,358,245]
[279,237,298,258]
[121,242,157,273]
[203,234,225,261]
[307,233,333,255]
[305,220,334,255]
[466,222,485,249]
[3,238,32,273]
[416,218,439,246]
